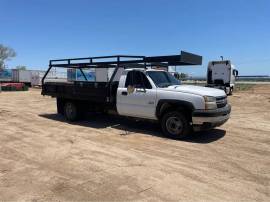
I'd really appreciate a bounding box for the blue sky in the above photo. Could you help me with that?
[1,0,269,76]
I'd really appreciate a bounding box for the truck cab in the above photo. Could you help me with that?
[116,69,230,138]
[207,60,238,95]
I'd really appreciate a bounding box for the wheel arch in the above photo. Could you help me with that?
[156,99,195,120]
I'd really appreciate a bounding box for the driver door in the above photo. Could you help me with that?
[117,70,157,119]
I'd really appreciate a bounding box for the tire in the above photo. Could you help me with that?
[161,111,191,139]
[64,101,79,121]
[57,98,64,115]
[228,87,233,95]
[225,87,230,95]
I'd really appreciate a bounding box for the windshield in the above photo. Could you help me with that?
[147,71,181,88]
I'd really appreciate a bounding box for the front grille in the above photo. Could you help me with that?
[216,96,227,108]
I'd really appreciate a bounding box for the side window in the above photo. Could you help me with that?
[125,71,152,89]
[140,72,152,89]
[125,71,133,87]
[133,71,142,88]
[233,70,238,76]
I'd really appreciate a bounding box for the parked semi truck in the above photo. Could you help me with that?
[41,51,231,139]
[206,60,238,95]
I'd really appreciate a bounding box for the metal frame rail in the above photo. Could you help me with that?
[42,51,202,86]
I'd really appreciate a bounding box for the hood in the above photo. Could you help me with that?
[161,85,226,97]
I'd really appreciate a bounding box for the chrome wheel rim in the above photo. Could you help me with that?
[166,116,183,135]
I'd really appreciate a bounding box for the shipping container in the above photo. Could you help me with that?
[0,69,12,82]
[30,70,46,86]
[12,69,32,85]
[1,69,48,86]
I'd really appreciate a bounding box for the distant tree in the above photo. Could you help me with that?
[0,44,16,69]
[16,65,27,70]
[179,73,188,79]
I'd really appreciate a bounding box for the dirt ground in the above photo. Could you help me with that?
[0,85,269,201]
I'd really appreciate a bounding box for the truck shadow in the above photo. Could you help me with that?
[39,113,226,144]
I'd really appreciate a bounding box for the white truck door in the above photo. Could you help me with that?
[117,70,157,120]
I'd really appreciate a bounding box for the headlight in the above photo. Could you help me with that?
[204,96,216,102]
[204,96,217,109]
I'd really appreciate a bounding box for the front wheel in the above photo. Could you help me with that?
[161,111,191,139]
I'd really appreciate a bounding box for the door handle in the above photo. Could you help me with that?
[122,91,128,96]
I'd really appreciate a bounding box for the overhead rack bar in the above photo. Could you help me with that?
[49,51,202,69]
[42,51,202,85]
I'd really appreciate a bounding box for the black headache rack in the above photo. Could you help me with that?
[41,51,202,104]
[41,51,202,85]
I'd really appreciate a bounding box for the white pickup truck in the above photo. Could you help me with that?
[42,53,231,139]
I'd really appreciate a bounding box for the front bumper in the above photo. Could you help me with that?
[192,104,231,131]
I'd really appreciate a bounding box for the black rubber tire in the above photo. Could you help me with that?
[228,87,233,95]
[161,111,191,139]
[56,98,64,115]
[64,101,79,121]
[225,87,230,95]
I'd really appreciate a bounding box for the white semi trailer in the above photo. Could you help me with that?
[0,69,46,86]
[207,60,238,95]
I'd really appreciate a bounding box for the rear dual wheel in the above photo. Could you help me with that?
[64,102,80,121]
[57,98,64,115]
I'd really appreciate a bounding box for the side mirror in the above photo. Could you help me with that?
[127,85,135,94]
[233,70,238,76]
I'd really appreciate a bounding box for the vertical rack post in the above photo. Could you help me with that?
[42,60,53,86]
